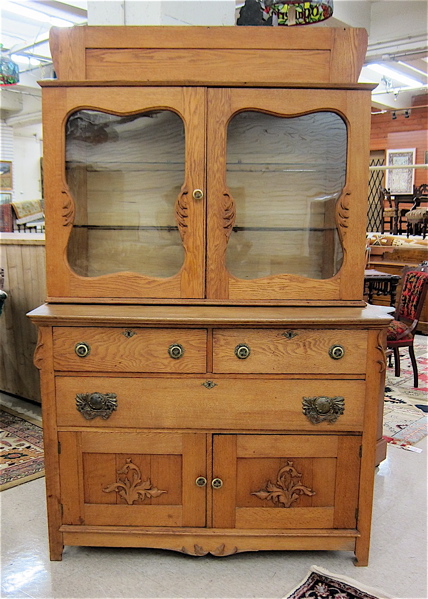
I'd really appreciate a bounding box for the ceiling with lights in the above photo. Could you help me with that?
[1,0,427,115]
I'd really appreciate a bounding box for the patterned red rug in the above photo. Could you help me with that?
[283,566,391,599]
[0,406,44,491]
[383,335,428,447]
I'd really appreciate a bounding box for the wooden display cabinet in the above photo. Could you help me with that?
[29,26,392,565]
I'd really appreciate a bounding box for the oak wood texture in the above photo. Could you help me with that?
[0,236,45,402]
[52,327,207,372]
[55,376,366,431]
[212,329,367,374]
[31,26,391,565]
[49,26,367,85]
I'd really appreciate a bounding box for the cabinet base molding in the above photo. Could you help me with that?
[61,526,359,557]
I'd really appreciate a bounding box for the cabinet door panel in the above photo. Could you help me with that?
[43,86,206,301]
[59,431,206,528]
[212,435,360,530]
[207,88,371,302]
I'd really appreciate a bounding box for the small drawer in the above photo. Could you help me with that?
[53,327,207,373]
[56,376,365,431]
[213,329,368,374]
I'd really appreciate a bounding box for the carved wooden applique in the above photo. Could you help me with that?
[103,458,167,505]
[252,461,315,507]
[337,187,351,235]
[222,192,236,240]
[175,189,189,241]
[376,330,387,373]
[33,329,45,370]
[181,544,239,557]
[61,191,75,226]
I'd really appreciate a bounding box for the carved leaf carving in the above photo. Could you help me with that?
[175,189,189,240]
[223,192,236,240]
[336,188,351,236]
[33,330,44,370]
[103,458,167,505]
[252,461,315,508]
[376,330,387,373]
[62,191,75,226]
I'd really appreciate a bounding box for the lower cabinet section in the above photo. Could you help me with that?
[58,431,361,534]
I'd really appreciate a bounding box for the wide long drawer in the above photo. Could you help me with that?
[56,377,366,431]
[213,329,368,374]
[52,327,207,373]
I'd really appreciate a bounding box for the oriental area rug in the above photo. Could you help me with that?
[383,334,428,447]
[0,406,44,491]
[283,566,391,599]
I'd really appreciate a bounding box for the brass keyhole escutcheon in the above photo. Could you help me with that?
[212,478,223,489]
[235,344,251,359]
[168,344,184,359]
[75,342,90,358]
[192,189,204,200]
[329,345,345,360]
[195,477,207,487]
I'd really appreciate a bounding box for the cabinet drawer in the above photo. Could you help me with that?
[56,377,366,431]
[52,327,207,373]
[213,329,367,374]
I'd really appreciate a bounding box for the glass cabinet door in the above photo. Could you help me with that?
[44,87,206,300]
[206,88,371,302]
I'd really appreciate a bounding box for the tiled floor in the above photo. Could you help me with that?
[1,395,427,599]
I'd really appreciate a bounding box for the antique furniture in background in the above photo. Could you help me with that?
[29,26,391,566]
[367,234,428,334]
[406,184,428,238]
[386,264,428,388]
[364,269,400,306]
[0,233,45,401]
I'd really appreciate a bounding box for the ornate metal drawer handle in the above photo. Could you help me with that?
[75,342,90,358]
[76,392,117,420]
[202,380,217,389]
[235,343,251,359]
[168,343,184,359]
[329,345,345,360]
[302,396,345,424]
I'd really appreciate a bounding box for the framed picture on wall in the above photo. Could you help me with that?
[0,161,13,190]
[386,148,415,194]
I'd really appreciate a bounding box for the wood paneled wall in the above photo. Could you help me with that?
[0,235,46,403]
[370,95,427,189]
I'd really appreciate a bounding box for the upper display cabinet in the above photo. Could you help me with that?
[40,26,373,304]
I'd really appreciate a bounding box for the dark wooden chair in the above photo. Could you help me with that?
[379,187,397,234]
[387,263,428,387]
[406,183,428,238]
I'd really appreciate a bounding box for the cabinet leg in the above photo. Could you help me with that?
[353,538,369,567]
[48,532,64,561]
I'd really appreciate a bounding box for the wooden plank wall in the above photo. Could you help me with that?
[370,95,427,189]
[0,236,46,403]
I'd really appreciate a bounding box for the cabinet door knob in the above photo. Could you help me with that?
[168,343,184,359]
[195,477,207,487]
[234,343,251,359]
[75,342,90,357]
[329,345,345,360]
[192,189,204,200]
[212,478,223,489]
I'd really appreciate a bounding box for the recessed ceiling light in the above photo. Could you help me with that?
[368,63,423,88]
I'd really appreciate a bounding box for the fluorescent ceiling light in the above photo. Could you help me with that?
[368,63,423,87]
[11,54,41,67]
[397,61,428,79]
[3,1,75,27]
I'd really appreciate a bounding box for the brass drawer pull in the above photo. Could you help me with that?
[212,478,223,489]
[168,343,184,359]
[195,477,207,487]
[329,345,345,360]
[202,380,217,389]
[75,342,90,358]
[235,343,251,359]
[302,396,345,424]
[76,392,117,420]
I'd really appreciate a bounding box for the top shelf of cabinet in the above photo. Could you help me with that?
[47,25,368,86]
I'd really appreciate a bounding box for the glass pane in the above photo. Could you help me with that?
[66,110,185,278]
[225,111,347,280]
